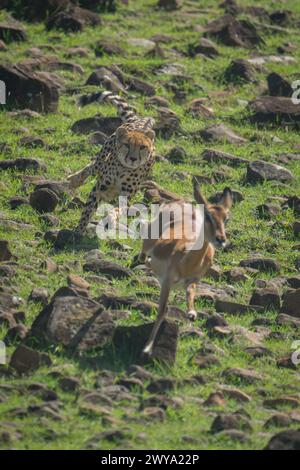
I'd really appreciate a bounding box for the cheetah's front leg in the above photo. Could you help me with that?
[75,181,103,235]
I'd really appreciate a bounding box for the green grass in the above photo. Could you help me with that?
[0,0,300,450]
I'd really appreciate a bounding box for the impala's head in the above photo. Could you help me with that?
[193,181,233,249]
[115,127,155,169]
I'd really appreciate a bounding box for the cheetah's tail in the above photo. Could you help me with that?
[67,163,95,190]
[78,91,137,123]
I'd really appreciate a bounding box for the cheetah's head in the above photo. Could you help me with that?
[115,127,155,169]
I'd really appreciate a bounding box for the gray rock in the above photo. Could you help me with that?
[247,160,293,184]
[10,345,51,375]
[281,289,300,317]
[249,96,300,125]
[199,124,247,144]
[250,288,281,311]
[265,429,300,450]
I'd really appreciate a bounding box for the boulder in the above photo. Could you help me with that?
[265,429,300,450]
[28,293,114,351]
[240,257,280,273]
[4,0,69,22]
[204,14,263,48]
[281,289,300,317]
[46,6,100,32]
[250,288,281,311]
[113,321,178,365]
[267,72,293,97]
[215,299,264,315]
[202,148,248,166]
[249,96,300,124]
[0,158,46,172]
[247,160,293,184]
[83,260,133,279]
[199,124,247,144]
[0,64,59,113]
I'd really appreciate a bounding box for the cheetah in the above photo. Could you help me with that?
[68,91,156,235]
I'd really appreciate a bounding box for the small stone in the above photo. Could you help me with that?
[166,146,187,163]
[256,203,281,219]
[224,59,256,83]
[67,274,90,290]
[147,377,176,394]
[276,313,300,328]
[29,188,59,214]
[224,267,250,283]
[0,240,13,262]
[240,257,280,273]
[141,407,166,421]
[211,413,252,434]
[219,387,251,403]
[267,72,292,97]
[264,396,300,409]
[10,345,51,375]
[59,376,80,392]
[264,413,292,429]
[204,392,226,407]
[9,196,29,210]
[188,37,219,58]
[222,367,263,384]
[28,288,49,306]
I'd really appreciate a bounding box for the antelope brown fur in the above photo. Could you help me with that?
[139,181,233,357]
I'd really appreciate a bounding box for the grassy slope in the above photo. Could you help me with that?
[0,0,300,450]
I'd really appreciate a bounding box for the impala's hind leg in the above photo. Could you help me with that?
[143,278,171,357]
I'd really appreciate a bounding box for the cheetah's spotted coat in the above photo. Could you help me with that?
[68,91,156,235]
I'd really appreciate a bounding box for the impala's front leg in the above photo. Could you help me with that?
[186,282,197,321]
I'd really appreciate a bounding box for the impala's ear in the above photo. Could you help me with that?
[193,178,207,206]
[220,187,233,210]
[145,129,155,141]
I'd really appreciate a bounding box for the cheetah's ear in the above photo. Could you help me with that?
[115,127,128,140]
[145,129,155,141]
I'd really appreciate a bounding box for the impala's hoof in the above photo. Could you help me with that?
[186,310,197,321]
[141,342,154,359]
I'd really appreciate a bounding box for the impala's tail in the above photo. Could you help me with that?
[78,90,137,123]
